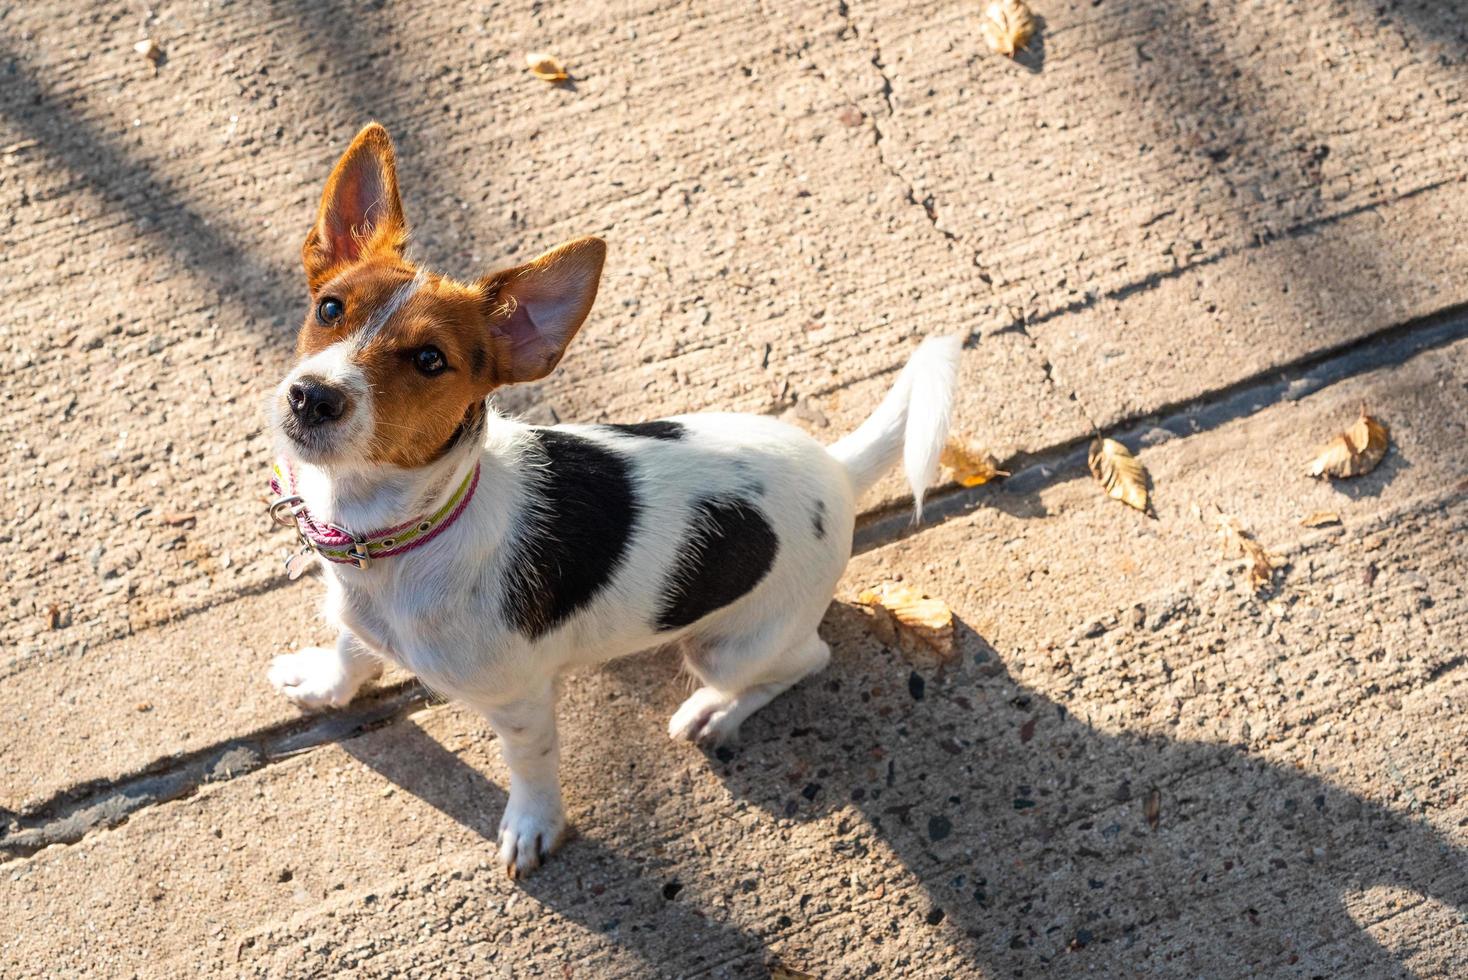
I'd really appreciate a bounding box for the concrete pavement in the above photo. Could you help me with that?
[2,1,1466,976]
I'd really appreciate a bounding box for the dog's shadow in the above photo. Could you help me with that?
[341,716,777,975]
[695,604,1467,972]
[344,601,1465,975]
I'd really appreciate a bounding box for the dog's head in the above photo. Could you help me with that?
[272,124,605,469]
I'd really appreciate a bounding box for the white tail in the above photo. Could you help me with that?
[826,335,962,520]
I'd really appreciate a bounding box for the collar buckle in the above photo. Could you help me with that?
[347,538,372,570]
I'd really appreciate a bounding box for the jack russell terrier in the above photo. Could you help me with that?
[266,124,961,876]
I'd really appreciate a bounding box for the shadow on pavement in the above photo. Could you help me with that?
[701,602,1467,975]
[341,718,773,976]
[336,595,1464,976]
[0,38,296,335]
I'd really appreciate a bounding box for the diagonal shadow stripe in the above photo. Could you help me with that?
[0,38,296,335]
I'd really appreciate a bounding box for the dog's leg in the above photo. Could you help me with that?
[670,630,831,745]
[269,631,382,709]
[477,684,565,878]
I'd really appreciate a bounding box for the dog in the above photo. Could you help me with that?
[266,124,962,876]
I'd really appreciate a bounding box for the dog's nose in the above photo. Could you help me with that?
[287,378,347,426]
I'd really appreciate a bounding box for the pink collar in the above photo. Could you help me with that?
[268,459,480,570]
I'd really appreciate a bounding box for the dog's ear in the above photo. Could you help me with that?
[481,237,606,384]
[303,123,407,289]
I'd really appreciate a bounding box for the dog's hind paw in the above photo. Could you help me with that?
[668,687,740,744]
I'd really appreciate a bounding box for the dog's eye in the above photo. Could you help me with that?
[316,297,345,326]
[414,346,448,376]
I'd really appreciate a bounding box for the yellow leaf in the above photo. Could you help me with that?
[940,439,1009,487]
[856,582,955,661]
[1300,511,1341,528]
[525,51,569,82]
[1306,409,1389,479]
[980,0,1036,58]
[1088,437,1148,512]
[1215,516,1277,593]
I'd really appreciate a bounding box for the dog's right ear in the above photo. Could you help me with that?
[303,123,407,290]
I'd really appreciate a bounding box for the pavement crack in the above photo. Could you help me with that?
[866,48,960,250]
[823,2,1088,424]
[829,1,964,256]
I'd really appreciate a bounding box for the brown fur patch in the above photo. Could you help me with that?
[293,125,606,470]
[295,255,417,358]
[353,276,497,468]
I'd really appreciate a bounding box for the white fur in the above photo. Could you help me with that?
[269,337,961,875]
[826,334,962,519]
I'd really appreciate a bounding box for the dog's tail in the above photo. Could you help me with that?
[826,334,962,520]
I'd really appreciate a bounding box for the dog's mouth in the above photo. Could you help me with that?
[278,414,343,462]
[271,385,366,467]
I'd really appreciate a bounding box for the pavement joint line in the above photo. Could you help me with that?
[4,487,1458,867]
[8,307,1466,858]
[854,299,1468,552]
[1022,175,1465,334]
[0,683,432,862]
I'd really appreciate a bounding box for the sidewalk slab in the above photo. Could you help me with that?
[2,335,1463,978]
[0,583,331,814]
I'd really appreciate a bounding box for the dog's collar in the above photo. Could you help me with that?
[267,459,480,570]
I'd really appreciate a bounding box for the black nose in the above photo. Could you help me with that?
[287,378,347,426]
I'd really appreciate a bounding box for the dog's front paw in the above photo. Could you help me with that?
[498,798,566,879]
[268,647,364,709]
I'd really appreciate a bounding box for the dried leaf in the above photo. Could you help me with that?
[1216,515,1278,593]
[1300,511,1341,528]
[1306,409,1390,479]
[1088,438,1149,512]
[857,582,956,662]
[525,51,569,82]
[769,965,818,980]
[134,38,163,69]
[940,439,1009,487]
[1144,786,1161,831]
[980,0,1036,58]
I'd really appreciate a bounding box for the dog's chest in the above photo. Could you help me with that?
[333,562,507,681]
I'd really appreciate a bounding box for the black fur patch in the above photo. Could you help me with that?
[502,429,641,639]
[602,420,687,441]
[812,500,826,539]
[470,344,488,380]
[656,497,779,631]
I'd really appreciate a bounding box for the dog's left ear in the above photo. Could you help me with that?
[481,237,606,384]
[303,123,407,290]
